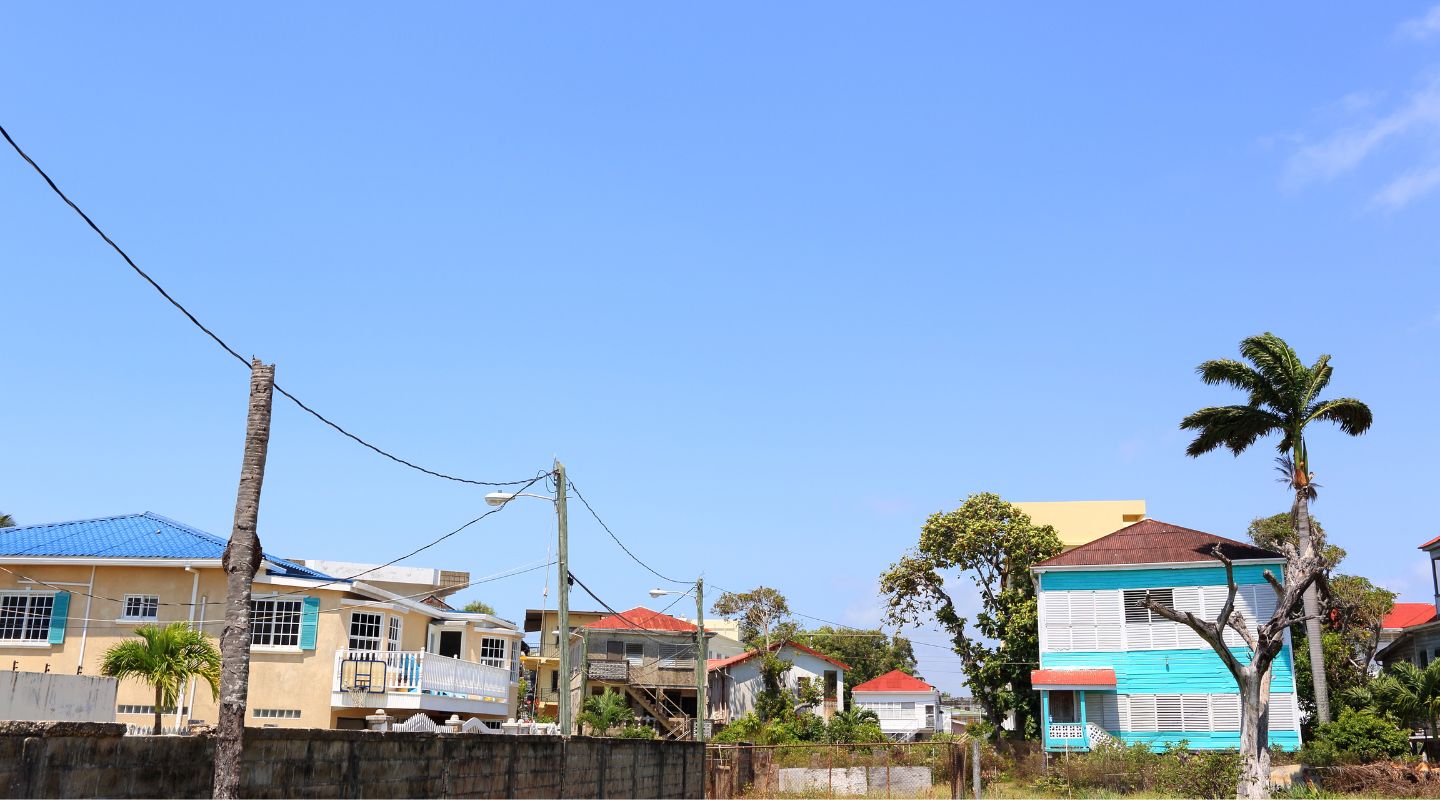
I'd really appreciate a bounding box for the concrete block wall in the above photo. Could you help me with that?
[0,722,701,799]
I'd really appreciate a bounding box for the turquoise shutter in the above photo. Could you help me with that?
[299,597,320,650]
[47,591,71,644]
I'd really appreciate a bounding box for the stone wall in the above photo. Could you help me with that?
[0,722,702,799]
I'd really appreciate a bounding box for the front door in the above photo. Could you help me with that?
[438,630,463,658]
[1049,690,1077,723]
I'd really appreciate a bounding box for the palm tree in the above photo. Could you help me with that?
[1181,333,1372,724]
[1342,660,1440,743]
[576,688,637,736]
[101,622,221,735]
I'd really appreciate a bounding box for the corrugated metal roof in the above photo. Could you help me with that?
[1382,602,1438,630]
[1031,669,1117,687]
[1034,519,1281,568]
[0,512,335,580]
[584,606,697,632]
[705,641,851,673]
[852,669,935,693]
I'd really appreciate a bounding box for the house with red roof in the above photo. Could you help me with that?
[707,640,850,728]
[1030,519,1302,753]
[851,669,942,740]
[1375,537,1440,672]
[572,606,710,739]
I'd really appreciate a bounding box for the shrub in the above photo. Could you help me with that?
[1311,707,1410,763]
[1152,742,1241,799]
[617,724,655,739]
[1046,740,1237,798]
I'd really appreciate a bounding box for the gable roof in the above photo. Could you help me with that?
[1033,519,1281,569]
[1419,535,1440,551]
[852,669,934,693]
[705,640,851,673]
[1382,602,1439,630]
[0,512,334,581]
[584,606,696,632]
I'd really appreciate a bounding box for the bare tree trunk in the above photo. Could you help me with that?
[1293,490,1331,725]
[1236,670,1272,799]
[212,360,275,800]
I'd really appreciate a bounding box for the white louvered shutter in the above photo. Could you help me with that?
[1042,591,1069,651]
[1182,695,1211,732]
[1172,587,1207,649]
[1129,696,1158,732]
[1071,591,1098,651]
[1268,693,1296,730]
[1211,694,1241,730]
[1085,692,1119,730]
[1155,695,1184,731]
[1096,590,1123,651]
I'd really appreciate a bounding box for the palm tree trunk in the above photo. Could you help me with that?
[153,684,164,736]
[213,360,275,799]
[1293,490,1331,725]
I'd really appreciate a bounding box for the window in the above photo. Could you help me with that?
[625,642,644,666]
[122,595,159,621]
[387,617,403,651]
[253,708,301,719]
[0,593,54,641]
[118,704,186,715]
[250,598,302,647]
[550,670,559,691]
[659,643,692,668]
[480,637,506,667]
[349,612,383,651]
[1041,589,1123,652]
[1123,589,1173,624]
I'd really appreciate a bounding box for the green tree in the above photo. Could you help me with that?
[755,650,796,721]
[461,600,496,615]
[100,622,221,735]
[712,587,791,649]
[1344,660,1440,741]
[1182,332,1372,729]
[825,707,884,743]
[576,688,637,736]
[879,492,1062,738]
[794,627,918,703]
[0,513,14,528]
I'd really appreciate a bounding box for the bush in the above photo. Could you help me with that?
[617,724,655,739]
[1152,743,1241,799]
[1047,741,1237,798]
[1311,707,1410,763]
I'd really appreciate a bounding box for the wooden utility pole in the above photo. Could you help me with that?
[213,359,275,799]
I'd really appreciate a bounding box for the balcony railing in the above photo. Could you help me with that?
[588,660,630,681]
[334,649,511,701]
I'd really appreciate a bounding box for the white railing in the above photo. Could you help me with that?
[1049,723,1084,740]
[334,649,511,701]
[1086,722,1115,745]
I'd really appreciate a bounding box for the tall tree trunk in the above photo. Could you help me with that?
[153,683,164,736]
[213,360,275,800]
[1293,490,1330,724]
[1235,669,1273,799]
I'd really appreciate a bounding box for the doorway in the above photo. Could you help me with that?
[1049,690,1077,723]
[438,630,463,658]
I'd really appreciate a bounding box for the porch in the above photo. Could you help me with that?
[333,649,512,717]
[1033,668,1119,753]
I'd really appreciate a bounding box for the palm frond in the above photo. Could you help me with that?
[1238,333,1309,415]
[1305,397,1374,437]
[1180,406,1284,457]
[1305,354,1333,406]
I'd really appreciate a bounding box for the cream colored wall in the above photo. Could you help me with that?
[0,564,449,730]
[1015,500,1147,549]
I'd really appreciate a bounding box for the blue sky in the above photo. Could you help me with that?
[4,3,1440,693]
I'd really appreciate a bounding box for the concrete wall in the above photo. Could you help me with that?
[0,721,702,799]
[0,673,116,723]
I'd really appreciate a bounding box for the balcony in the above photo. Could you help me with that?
[588,660,630,682]
[332,649,513,717]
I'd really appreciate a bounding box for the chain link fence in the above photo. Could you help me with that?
[707,741,976,799]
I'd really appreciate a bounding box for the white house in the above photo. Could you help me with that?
[707,641,849,727]
[851,670,942,741]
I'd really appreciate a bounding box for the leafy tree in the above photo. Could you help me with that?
[825,707,885,743]
[0,513,14,528]
[101,622,221,735]
[1182,332,1372,733]
[879,492,1062,737]
[1308,707,1410,763]
[712,587,791,649]
[754,650,796,721]
[794,627,918,703]
[577,688,636,736]
[461,600,496,615]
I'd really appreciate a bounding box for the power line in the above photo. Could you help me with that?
[0,123,535,489]
[566,479,689,586]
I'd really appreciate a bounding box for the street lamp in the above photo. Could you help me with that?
[650,580,707,743]
[486,461,573,738]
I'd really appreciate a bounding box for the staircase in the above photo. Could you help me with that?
[1085,722,1117,747]
[624,686,692,740]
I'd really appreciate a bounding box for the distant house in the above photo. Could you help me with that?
[521,607,610,720]
[1031,519,1302,752]
[1376,536,1440,671]
[570,606,708,739]
[851,670,942,741]
[707,640,849,727]
[0,513,524,730]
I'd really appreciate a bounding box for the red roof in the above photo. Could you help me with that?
[1419,535,1440,551]
[1382,602,1439,630]
[1031,669,1117,688]
[851,669,935,693]
[1035,519,1280,569]
[706,641,851,673]
[583,606,696,632]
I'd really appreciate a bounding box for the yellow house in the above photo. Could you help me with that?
[1015,500,1147,550]
[521,607,609,719]
[0,512,523,730]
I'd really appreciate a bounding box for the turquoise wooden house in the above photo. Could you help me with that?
[1030,519,1302,752]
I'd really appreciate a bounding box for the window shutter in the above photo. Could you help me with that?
[47,591,70,644]
[1095,591,1123,651]
[1070,592,1097,651]
[1211,694,1241,730]
[299,597,320,651]
[1155,695,1183,731]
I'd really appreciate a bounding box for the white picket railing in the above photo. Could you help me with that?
[334,649,511,701]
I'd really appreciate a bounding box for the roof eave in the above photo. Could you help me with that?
[1033,558,1287,573]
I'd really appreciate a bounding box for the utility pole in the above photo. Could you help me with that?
[213,359,274,800]
[695,577,706,743]
[555,459,571,738]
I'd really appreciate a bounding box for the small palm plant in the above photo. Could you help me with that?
[101,622,221,735]
[577,688,637,736]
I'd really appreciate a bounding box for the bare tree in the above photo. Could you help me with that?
[213,360,275,799]
[1144,543,1326,799]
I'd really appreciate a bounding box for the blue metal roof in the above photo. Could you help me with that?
[0,512,337,581]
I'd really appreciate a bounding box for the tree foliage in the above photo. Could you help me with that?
[101,622,221,735]
[794,627,918,701]
[461,600,496,615]
[878,492,1062,736]
[577,688,637,736]
[712,587,791,649]
[0,513,14,528]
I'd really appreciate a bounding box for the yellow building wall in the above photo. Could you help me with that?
[1015,500,1147,549]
